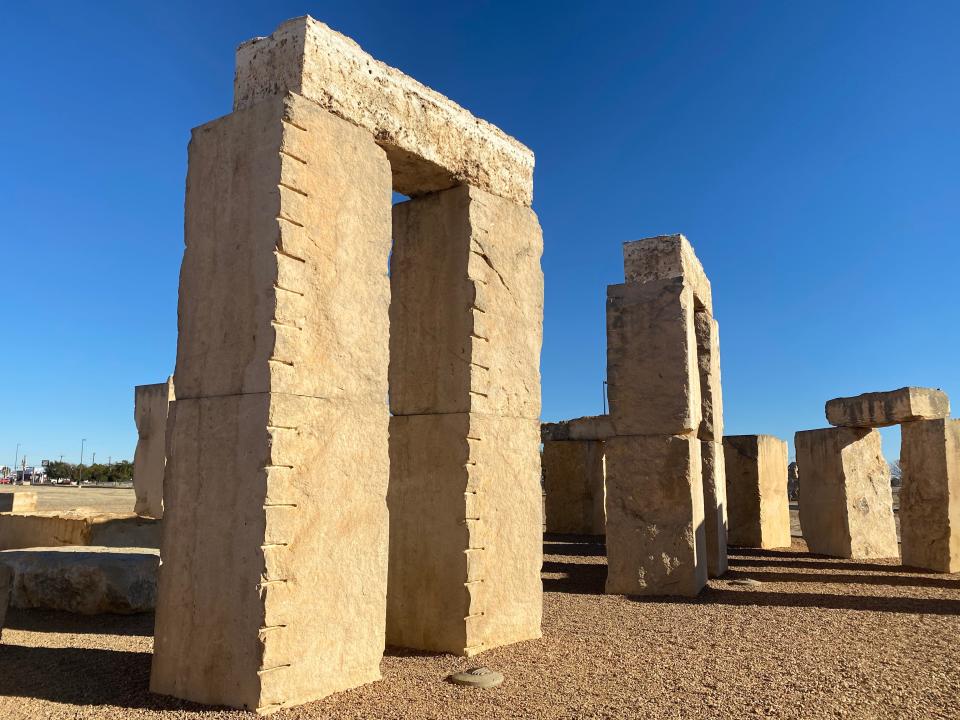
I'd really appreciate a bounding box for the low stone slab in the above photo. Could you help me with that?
[0,492,37,513]
[900,419,960,572]
[0,511,161,551]
[1,546,159,614]
[0,563,10,640]
[541,415,614,443]
[825,387,949,428]
[795,427,898,559]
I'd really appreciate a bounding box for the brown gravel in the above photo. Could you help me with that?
[2,536,959,720]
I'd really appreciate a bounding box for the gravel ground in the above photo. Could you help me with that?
[2,536,958,720]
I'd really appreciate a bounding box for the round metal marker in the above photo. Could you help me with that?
[448,667,504,688]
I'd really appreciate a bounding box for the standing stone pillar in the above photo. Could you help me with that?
[151,94,393,712]
[695,309,727,576]
[542,439,606,535]
[133,377,174,518]
[795,427,898,559]
[900,419,960,572]
[605,234,712,596]
[723,435,791,549]
[387,184,544,655]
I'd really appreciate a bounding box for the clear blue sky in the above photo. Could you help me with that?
[2,1,958,468]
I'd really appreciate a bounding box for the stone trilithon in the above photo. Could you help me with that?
[150,16,544,714]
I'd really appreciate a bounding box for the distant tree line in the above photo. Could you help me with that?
[45,460,134,484]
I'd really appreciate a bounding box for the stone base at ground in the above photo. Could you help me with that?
[604,434,706,596]
[0,546,159,614]
[900,418,960,572]
[796,427,898,559]
[723,435,791,549]
[826,387,949,428]
[0,492,37,513]
[542,440,606,535]
[0,512,161,551]
[701,441,728,577]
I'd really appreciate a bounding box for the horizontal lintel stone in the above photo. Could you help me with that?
[825,386,949,428]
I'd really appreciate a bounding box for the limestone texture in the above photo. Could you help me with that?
[542,440,606,535]
[0,563,9,640]
[825,387,949,429]
[701,441,728,577]
[622,234,712,313]
[389,185,543,419]
[173,93,392,403]
[234,16,534,206]
[541,415,613,442]
[152,92,393,714]
[723,435,791,549]
[795,427,898,559]
[606,278,700,436]
[133,377,174,518]
[0,492,37,513]
[1,546,158,614]
[153,393,389,713]
[900,419,960,572]
[604,434,706,596]
[695,311,723,441]
[0,512,160,551]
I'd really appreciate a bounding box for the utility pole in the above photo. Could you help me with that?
[13,443,20,479]
[79,438,86,487]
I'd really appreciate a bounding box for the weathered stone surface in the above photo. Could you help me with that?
[1,546,158,614]
[234,16,534,207]
[606,278,700,436]
[0,563,10,640]
[787,462,800,501]
[695,311,723,441]
[900,419,960,572]
[153,393,389,713]
[0,491,37,513]
[723,435,791,549]
[825,387,949,429]
[542,440,606,535]
[541,415,613,442]
[133,377,174,518]
[795,427,898,559]
[173,93,392,403]
[390,185,543,419]
[622,234,712,313]
[387,413,542,655]
[701,441,728,577]
[0,512,160,551]
[604,434,706,596]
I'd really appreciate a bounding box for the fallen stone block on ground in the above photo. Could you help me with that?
[0,492,37,513]
[0,511,161,551]
[0,546,159,614]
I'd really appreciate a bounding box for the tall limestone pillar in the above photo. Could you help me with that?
[387,185,544,655]
[150,94,394,713]
[605,239,707,596]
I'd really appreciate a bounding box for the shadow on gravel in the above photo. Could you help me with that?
[726,569,960,590]
[702,589,960,615]
[0,644,217,712]
[541,561,606,595]
[3,608,155,636]
[543,534,606,557]
[729,556,907,574]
